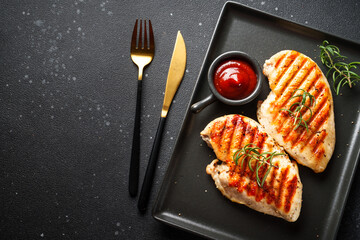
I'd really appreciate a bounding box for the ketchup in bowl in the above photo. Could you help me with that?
[213,59,257,100]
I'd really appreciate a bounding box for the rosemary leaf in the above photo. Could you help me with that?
[232,144,283,188]
[319,40,360,94]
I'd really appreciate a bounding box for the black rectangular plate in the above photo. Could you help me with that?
[153,1,360,240]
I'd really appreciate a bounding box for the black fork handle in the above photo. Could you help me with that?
[138,116,166,212]
[129,80,142,197]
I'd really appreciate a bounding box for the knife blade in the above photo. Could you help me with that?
[138,31,186,212]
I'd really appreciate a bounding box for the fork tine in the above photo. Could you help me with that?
[148,20,154,50]
[138,19,143,49]
[131,19,138,50]
[144,20,148,50]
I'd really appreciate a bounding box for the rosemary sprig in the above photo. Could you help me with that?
[233,143,283,187]
[319,40,360,95]
[280,89,316,132]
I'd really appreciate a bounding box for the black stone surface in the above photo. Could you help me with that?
[1,0,359,239]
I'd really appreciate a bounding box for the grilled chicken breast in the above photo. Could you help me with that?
[201,114,302,222]
[258,50,335,173]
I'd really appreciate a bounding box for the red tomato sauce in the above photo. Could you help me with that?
[213,59,257,100]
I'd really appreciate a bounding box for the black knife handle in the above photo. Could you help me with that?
[138,116,166,212]
[129,80,142,197]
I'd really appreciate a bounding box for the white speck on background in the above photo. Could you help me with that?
[107,11,113,16]
[76,9,81,14]
[170,13,173,16]
[78,27,82,31]
[40,233,44,237]
[275,7,278,11]
[261,1,265,5]
[199,22,202,26]
[305,21,308,24]
[114,231,119,235]
[34,20,44,27]
[116,222,120,226]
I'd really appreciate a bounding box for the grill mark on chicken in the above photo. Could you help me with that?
[267,161,278,189]
[229,116,244,161]
[311,130,327,156]
[299,99,330,151]
[289,86,328,146]
[238,122,256,176]
[273,56,308,96]
[275,61,315,110]
[276,167,289,209]
[210,119,226,149]
[220,117,236,162]
[281,83,325,143]
[273,72,319,133]
[273,90,314,132]
[285,175,298,213]
[274,53,286,68]
[247,128,268,182]
[270,51,299,90]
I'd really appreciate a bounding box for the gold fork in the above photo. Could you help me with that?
[129,19,155,197]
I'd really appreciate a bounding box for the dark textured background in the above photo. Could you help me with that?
[1,0,359,239]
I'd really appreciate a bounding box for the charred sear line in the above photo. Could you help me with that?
[290,86,327,146]
[272,52,300,88]
[274,54,286,68]
[284,175,298,213]
[276,167,289,209]
[278,84,320,141]
[275,60,315,113]
[275,57,309,95]
[299,96,330,151]
[274,81,317,133]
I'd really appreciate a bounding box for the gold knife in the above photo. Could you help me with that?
[138,31,186,212]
